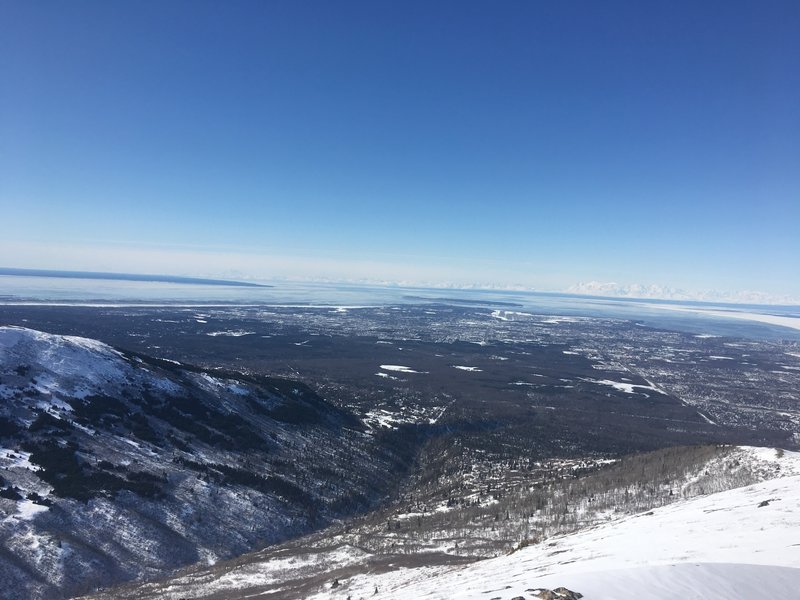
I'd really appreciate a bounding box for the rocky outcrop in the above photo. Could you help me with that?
[527,587,583,600]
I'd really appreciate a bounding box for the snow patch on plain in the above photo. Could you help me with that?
[375,372,398,380]
[581,378,667,395]
[206,330,256,337]
[379,365,424,374]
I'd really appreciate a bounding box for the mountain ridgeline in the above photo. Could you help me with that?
[0,327,408,599]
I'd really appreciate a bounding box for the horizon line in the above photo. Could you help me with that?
[3,266,800,310]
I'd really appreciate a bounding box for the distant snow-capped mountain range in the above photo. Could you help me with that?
[566,281,800,305]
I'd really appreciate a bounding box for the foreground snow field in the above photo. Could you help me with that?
[308,471,800,600]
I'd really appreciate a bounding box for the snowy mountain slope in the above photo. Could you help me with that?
[80,446,800,600]
[304,471,800,599]
[0,326,401,600]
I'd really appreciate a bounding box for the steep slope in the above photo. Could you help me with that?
[79,446,800,600]
[0,326,400,599]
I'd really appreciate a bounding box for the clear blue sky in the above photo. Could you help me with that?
[1,1,798,297]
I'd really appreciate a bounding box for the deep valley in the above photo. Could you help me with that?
[1,300,799,598]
